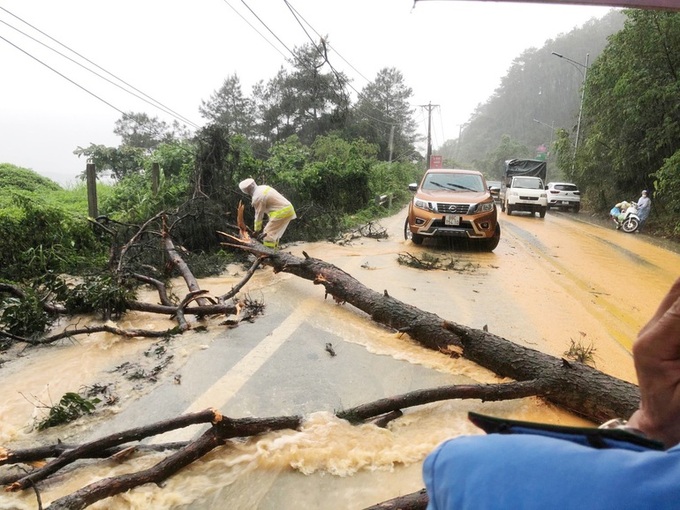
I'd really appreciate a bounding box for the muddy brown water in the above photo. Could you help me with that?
[1,208,678,509]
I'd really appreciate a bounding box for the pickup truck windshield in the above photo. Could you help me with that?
[423,174,485,192]
[513,177,543,190]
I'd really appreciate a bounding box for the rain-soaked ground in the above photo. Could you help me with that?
[1,207,679,509]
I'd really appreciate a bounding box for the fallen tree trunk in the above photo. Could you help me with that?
[2,381,541,505]
[364,488,428,509]
[222,241,639,424]
[46,414,302,510]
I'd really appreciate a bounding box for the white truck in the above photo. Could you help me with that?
[500,159,548,218]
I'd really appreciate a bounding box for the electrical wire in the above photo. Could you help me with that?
[220,0,289,61]
[283,0,372,84]
[282,0,399,127]
[0,32,126,116]
[238,0,299,63]
[0,13,200,129]
[0,6,199,128]
[223,0,413,139]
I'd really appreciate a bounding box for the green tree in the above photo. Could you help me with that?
[73,143,146,180]
[199,74,255,138]
[350,67,419,163]
[481,135,532,179]
[579,10,680,212]
[250,42,350,149]
[655,150,680,236]
[284,42,351,145]
[252,69,297,147]
[114,112,183,151]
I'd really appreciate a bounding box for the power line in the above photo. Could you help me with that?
[0,32,126,116]
[0,5,200,129]
[220,0,289,61]
[283,1,372,84]
[0,16,199,129]
[225,0,349,97]
[221,0,408,135]
[281,1,399,127]
[238,0,299,62]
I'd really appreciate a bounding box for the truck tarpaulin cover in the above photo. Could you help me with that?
[435,1,680,11]
[504,159,547,181]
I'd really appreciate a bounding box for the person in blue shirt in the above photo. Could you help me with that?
[423,277,680,509]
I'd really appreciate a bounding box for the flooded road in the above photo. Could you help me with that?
[1,207,678,509]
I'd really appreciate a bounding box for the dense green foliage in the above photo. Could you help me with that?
[37,392,100,431]
[0,292,51,338]
[0,165,108,281]
[578,10,680,236]
[0,41,423,291]
[0,163,62,194]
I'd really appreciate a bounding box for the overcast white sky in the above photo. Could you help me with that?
[0,0,614,186]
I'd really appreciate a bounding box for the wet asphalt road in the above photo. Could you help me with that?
[90,276,457,443]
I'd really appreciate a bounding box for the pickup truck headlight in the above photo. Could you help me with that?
[472,201,495,213]
[414,198,436,212]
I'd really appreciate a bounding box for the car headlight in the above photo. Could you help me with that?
[414,198,436,212]
[472,201,495,213]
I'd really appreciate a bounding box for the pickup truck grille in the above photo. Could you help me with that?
[518,195,539,201]
[436,203,470,214]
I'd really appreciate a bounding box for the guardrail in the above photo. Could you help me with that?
[375,194,393,207]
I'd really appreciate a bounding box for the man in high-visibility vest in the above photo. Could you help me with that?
[238,178,296,249]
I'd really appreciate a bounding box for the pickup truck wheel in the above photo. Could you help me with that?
[573,204,580,213]
[405,218,424,244]
[480,224,501,252]
[539,207,546,218]
[505,201,513,215]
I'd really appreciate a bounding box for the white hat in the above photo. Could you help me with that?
[239,178,256,192]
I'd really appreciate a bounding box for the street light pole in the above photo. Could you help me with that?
[533,118,555,152]
[552,51,589,155]
[457,122,469,159]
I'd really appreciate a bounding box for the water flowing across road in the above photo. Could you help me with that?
[1,208,678,509]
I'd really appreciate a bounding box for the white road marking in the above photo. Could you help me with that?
[151,300,316,443]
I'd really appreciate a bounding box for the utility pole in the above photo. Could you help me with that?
[388,125,395,164]
[86,161,97,219]
[552,51,589,159]
[419,102,439,169]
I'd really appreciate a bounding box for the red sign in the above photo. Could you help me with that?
[430,155,443,169]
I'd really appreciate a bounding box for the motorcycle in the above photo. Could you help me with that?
[611,201,640,233]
